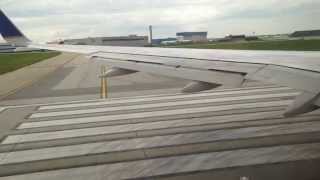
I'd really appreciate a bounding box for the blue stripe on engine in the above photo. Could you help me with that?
[0,10,23,37]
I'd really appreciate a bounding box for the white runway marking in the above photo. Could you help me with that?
[18,100,291,130]
[30,92,298,118]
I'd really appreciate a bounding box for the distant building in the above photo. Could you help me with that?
[161,40,178,45]
[245,36,259,41]
[0,43,40,53]
[0,43,15,53]
[258,34,290,41]
[149,25,153,45]
[176,32,208,42]
[290,30,320,38]
[209,38,231,43]
[152,38,177,45]
[225,34,246,41]
[47,40,64,45]
[63,35,149,47]
[212,34,246,42]
[210,34,259,42]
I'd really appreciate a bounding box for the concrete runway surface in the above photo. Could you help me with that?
[0,53,189,105]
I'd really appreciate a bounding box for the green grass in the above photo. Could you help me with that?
[165,39,320,51]
[0,51,61,75]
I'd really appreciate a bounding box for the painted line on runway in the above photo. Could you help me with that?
[38,86,291,110]
[30,92,298,119]
[1,142,320,180]
[18,100,291,130]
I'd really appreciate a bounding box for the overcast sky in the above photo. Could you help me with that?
[1,0,319,42]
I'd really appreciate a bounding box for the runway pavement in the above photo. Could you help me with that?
[0,53,189,105]
[0,53,78,100]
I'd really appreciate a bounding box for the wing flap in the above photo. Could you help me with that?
[93,57,245,87]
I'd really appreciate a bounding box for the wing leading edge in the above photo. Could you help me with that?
[0,9,319,116]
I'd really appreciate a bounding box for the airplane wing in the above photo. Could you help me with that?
[0,9,319,116]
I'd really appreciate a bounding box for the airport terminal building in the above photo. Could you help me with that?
[0,43,15,53]
[63,35,149,47]
[176,32,208,42]
[290,30,320,39]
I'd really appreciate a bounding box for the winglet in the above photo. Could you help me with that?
[0,9,30,46]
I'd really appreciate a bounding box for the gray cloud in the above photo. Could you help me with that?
[1,0,319,42]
